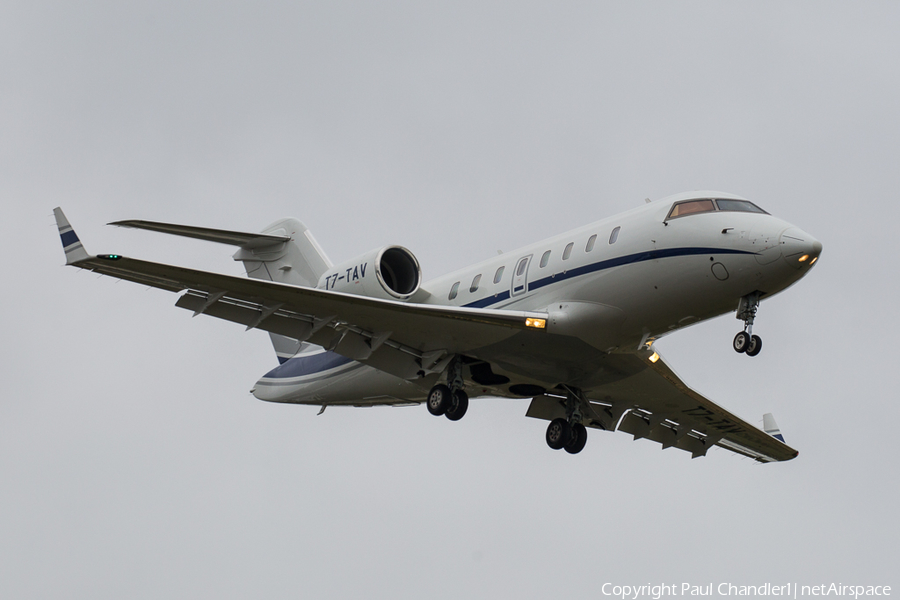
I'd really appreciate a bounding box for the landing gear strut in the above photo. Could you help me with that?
[426,356,469,421]
[544,386,589,454]
[734,293,763,357]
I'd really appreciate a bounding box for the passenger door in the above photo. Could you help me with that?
[511,255,532,297]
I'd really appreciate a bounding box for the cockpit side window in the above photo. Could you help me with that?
[667,199,716,219]
[715,199,768,214]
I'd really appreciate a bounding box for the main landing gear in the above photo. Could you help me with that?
[733,292,762,357]
[546,419,588,454]
[426,357,469,421]
[544,387,589,454]
[426,384,468,421]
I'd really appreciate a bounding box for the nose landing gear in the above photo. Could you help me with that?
[733,331,762,356]
[734,293,763,357]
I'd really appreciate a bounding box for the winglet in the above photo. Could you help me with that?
[53,207,90,265]
[763,413,785,442]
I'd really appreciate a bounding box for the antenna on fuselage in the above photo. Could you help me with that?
[644,198,652,204]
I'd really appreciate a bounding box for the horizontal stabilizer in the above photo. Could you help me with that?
[109,219,291,249]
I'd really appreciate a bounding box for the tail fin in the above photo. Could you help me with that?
[231,218,332,363]
[763,413,785,442]
[109,216,332,362]
[230,217,331,287]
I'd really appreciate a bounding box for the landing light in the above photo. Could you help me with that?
[810,256,818,265]
[525,318,546,329]
[649,352,660,363]
[798,254,809,262]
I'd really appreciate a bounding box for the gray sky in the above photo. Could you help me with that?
[2,2,898,598]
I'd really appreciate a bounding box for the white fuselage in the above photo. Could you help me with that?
[253,191,821,406]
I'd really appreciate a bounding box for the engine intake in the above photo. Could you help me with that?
[317,245,421,301]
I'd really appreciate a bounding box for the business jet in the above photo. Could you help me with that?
[54,191,821,462]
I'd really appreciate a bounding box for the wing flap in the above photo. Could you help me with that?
[174,291,426,380]
[617,411,714,458]
[174,292,317,341]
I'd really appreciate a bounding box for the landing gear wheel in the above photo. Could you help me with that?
[746,335,762,357]
[564,423,588,454]
[545,418,572,450]
[445,390,469,421]
[426,384,452,416]
[733,331,751,353]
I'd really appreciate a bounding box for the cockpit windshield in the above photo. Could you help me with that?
[715,199,768,214]
[666,198,768,220]
[667,199,715,218]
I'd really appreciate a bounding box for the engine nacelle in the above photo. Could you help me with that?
[317,246,422,301]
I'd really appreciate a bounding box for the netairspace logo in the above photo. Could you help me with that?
[600,583,892,600]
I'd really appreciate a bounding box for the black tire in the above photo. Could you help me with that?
[426,384,452,416]
[545,418,572,450]
[733,331,751,353]
[746,335,762,357]
[564,423,588,454]
[445,390,469,421]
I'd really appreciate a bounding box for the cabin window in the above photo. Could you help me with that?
[609,226,620,244]
[469,274,482,293]
[563,242,574,260]
[449,282,460,300]
[715,199,768,214]
[516,258,529,277]
[540,250,551,268]
[585,234,597,252]
[493,266,505,284]
[667,199,716,219]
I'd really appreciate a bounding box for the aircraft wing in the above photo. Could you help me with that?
[527,350,798,462]
[54,209,549,380]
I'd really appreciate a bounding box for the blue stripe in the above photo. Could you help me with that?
[264,351,353,379]
[463,247,753,309]
[60,230,79,247]
[465,290,511,309]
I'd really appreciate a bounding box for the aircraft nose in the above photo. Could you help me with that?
[780,227,822,269]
